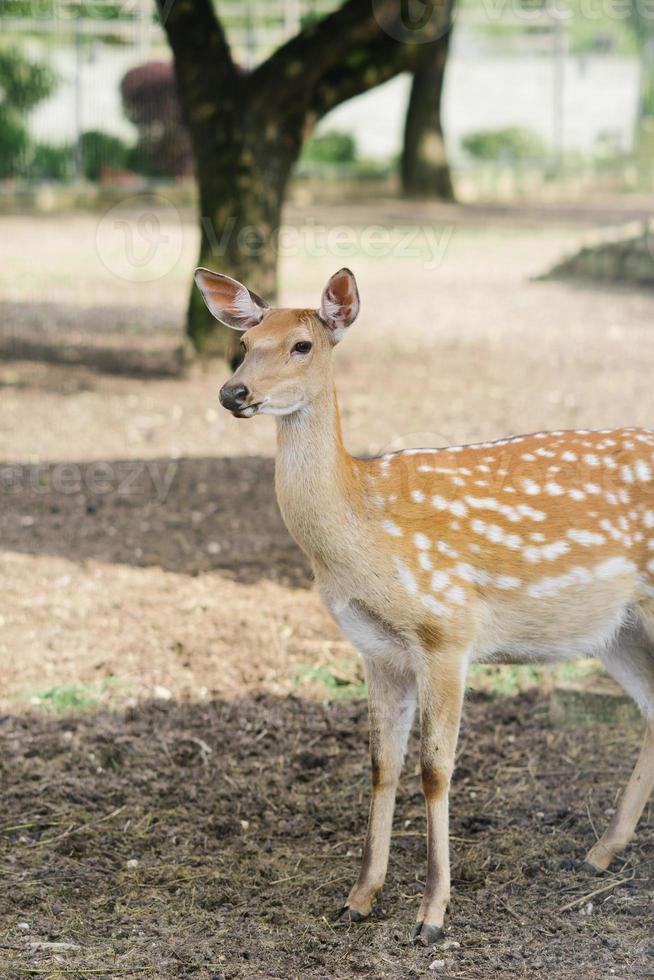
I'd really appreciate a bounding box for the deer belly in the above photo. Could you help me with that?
[476,583,636,664]
[329,598,408,662]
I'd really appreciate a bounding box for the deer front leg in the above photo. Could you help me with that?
[413,655,466,946]
[343,659,417,921]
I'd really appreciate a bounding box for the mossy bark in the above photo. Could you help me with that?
[188,136,296,360]
[401,20,454,201]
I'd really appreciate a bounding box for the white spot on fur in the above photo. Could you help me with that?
[394,558,418,595]
[522,479,540,496]
[545,482,564,496]
[414,533,431,550]
[454,563,490,585]
[382,520,403,537]
[528,566,593,598]
[567,529,605,547]
[431,570,450,592]
[446,585,466,605]
[421,594,450,616]
[595,556,637,580]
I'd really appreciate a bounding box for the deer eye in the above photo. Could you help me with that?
[292,340,312,355]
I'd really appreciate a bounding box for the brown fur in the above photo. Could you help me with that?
[198,266,654,941]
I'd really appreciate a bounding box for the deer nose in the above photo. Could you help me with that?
[219,382,249,411]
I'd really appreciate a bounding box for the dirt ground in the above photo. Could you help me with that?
[1,692,653,979]
[1,199,654,977]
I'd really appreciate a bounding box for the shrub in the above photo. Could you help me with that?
[121,61,193,178]
[30,142,73,180]
[462,126,546,163]
[0,47,56,178]
[80,129,130,180]
[0,108,29,177]
[302,130,357,165]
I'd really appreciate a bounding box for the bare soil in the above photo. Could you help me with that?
[1,201,654,977]
[1,692,653,979]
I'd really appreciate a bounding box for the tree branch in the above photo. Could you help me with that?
[250,0,451,123]
[155,0,237,94]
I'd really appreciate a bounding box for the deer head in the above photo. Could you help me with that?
[194,267,360,418]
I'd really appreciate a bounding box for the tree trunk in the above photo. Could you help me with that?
[189,131,296,361]
[158,0,455,354]
[401,29,454,201]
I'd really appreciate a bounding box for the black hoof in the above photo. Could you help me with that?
[339,906,368,923]
[412,921,443,946]
[582,860,606,876]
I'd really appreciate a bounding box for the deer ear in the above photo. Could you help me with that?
[194,268,269,331]
[319,267,360,342]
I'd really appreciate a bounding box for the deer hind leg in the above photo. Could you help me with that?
[413,652,467,946]
[343,659,417,920]
[586,633,654,872]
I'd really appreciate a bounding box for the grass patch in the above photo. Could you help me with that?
[26,677,124,713]
[469,658,601,697]
[293,661,366,701]
[295,658,603,702]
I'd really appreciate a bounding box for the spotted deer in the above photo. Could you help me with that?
[196,266,654,945]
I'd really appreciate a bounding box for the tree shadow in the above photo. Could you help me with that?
[0,455,312,587]
[0,299,185,378]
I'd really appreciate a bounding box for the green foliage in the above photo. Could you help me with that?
[302,130,357,165]
[0,47,55,113]
[80,129,129,180]
[0,0,129,18]
[294,661,366,701]
[462,126,546,162]
[469,660,599,697]
[0,108,29,177]
[0,45,56,178]
[30,141,73,180]
[28,681,105,712]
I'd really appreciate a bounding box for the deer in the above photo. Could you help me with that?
[195,265,654,945]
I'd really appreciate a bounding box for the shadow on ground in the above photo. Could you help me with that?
[1,691,652,978]
[0,456,311,587]
[0,300,185,377]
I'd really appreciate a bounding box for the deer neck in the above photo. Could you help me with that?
[274,385,364,569]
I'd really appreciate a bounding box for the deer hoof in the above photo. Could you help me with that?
[339,906,368,923]
[412,921,443,946]
[581,860,607,876]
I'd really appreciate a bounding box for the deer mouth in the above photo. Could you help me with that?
[232,403,261,419]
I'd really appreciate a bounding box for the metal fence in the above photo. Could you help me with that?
[0,0,338,181]
[0,1,651,190]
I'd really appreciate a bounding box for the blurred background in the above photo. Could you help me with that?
[1,1,653,976]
